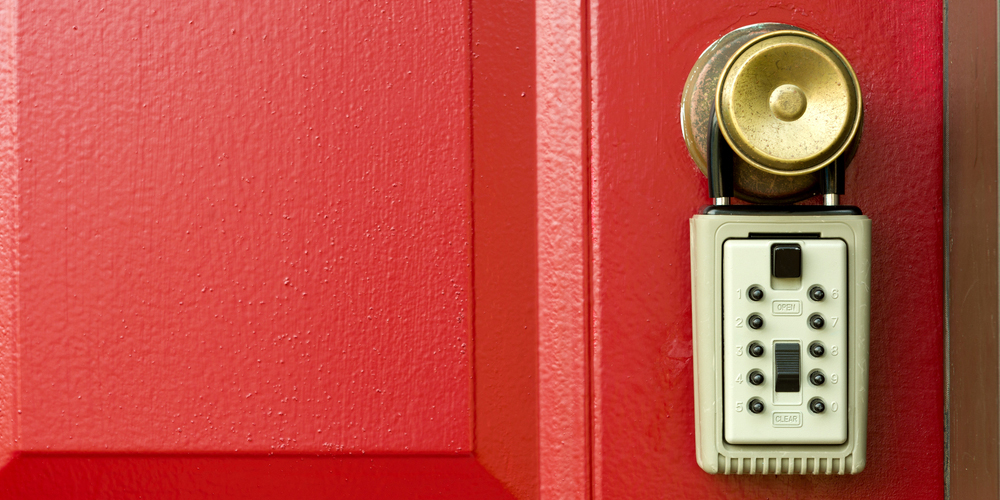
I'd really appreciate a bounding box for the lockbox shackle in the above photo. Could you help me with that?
[707,108,847,206]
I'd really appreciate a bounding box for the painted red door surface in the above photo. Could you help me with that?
[0,0,942,498]
[588,1,943,498]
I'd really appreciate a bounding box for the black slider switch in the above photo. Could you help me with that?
[771,243,801,278]
[774,342,801,393]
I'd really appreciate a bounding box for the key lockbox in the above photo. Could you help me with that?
[683,24,871,474]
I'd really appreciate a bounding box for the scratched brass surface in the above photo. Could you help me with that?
[681,25,862,203]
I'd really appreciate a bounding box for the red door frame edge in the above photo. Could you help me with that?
[537,0,592,497]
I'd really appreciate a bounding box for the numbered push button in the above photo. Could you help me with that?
[808,313,825,329]
[747,398,765,414]
[808,342,824,357]
[747,342,764,357]
[747,286,764,301]
[747,370,764,386]
[808,285,825,301]
[747,314,763,329]
[809,370,825,386]
[809,397,826,414]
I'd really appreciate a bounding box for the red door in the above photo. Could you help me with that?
[0,0,943,498]
[588,1,943,498]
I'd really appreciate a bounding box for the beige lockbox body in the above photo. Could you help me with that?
[690,212,870,474]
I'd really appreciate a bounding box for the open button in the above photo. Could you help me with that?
[771,243,801,278]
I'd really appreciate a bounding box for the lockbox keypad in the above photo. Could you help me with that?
[722,238,848,445]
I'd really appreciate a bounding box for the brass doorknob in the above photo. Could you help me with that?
[681,24,864,203]
[716,31,862,176]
